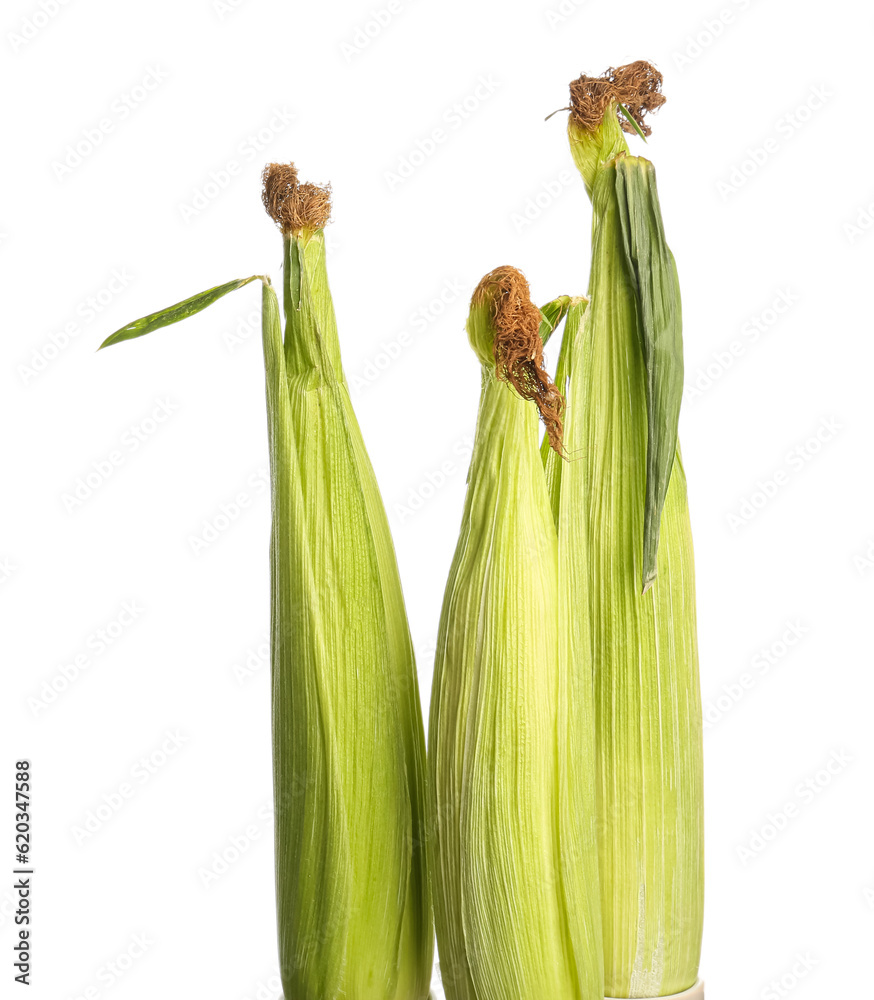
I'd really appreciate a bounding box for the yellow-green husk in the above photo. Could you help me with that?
[267,227,432,999]
[429,274,603,1000]
[550,84,704,997]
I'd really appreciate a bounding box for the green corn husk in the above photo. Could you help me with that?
[549,63,704,997]
[266,179,432,1000]
[541,295,587,522]
[100,164,432,1000]
[429,267,602,1000]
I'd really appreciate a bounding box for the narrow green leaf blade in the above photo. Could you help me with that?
[614,156,684,592]
[541,296,588,523]
[98,275,264,349]
[616,102,648,143]
[539,295,572,346]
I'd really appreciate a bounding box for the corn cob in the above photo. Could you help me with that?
[429,267,602,1000]
[100,163,433,1000]
[549,63,704,997]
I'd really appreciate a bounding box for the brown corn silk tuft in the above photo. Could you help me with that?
[261,162,332,234]
[473,265,565,453]
[569,60,665,136]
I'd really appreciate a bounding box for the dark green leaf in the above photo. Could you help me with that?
[98,275,265,349]
[614,156,683,593]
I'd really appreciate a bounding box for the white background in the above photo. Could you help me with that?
[2,0,872,997]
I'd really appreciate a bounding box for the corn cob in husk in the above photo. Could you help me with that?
[429,267,603,1000]
[547,63,704,997]
[100,164,433,1000]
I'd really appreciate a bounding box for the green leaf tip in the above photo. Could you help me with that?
[98,275,268,350]
[539,295,588,347]
[539,296,571,347]
[617,102,648,143]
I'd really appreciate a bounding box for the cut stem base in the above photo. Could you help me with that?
[606,980,704,1000]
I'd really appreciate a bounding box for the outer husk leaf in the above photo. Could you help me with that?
[613,156,684,593]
